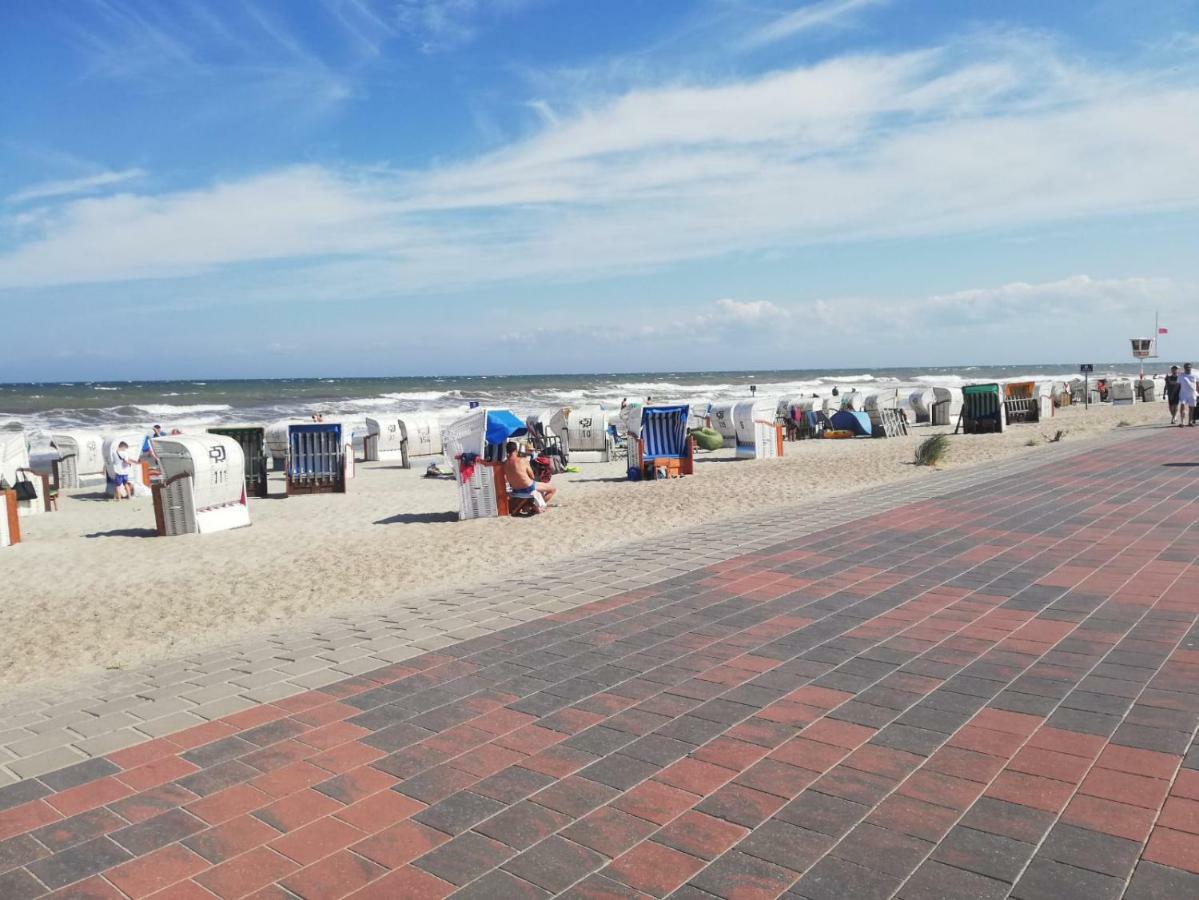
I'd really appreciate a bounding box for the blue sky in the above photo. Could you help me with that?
[2,0,1198,380]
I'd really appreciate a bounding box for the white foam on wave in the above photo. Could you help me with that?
[135,403,234,415]
[615,381,737,394]
[93,386,119,391]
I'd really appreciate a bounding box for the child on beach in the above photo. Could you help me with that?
[110,441,133,500]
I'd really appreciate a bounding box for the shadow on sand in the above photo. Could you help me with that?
[84,527,158,539]
[374,511,459,525]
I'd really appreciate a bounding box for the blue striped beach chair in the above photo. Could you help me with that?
[631,405,694,478]
[286,423,348,494]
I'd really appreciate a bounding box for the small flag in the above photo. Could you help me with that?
[1160,327,1169,334]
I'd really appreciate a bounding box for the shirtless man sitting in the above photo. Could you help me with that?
[503,441,557,505]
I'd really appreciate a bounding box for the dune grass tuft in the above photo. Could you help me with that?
[915,433,949,467]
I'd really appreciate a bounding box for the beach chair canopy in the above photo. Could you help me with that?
[444,408,527,460]
[830,410,872,436]
[486,410,527,445]
[641,405,690,458]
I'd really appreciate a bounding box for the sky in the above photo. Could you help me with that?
[1,0,1198,380]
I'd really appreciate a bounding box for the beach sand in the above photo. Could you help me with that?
[0,399,1171,696]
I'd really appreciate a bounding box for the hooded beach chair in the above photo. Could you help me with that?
[565,406,614,463]
[958,383,1007,433]
[442,408,530,519]
[908,389,935,424]
[50,431,106,489]
[208,426,269,498]
[733,400,782,459]
[153,435,251,535]
[629,405,694,478]
[929,387,963,426]
[709,402,738,448]
[1002,382,1043,423]
[286,423,349,495]
[363,417,404,462]
[1107,378,1135,406]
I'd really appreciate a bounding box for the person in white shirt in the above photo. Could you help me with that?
[110,441,133,500]
[1178,363,1198,427]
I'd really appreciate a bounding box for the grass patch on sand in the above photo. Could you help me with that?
[915,433,949,467]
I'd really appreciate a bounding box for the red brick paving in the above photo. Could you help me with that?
[2,432,1199,896]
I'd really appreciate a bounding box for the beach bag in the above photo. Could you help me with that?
[13,472,37,502]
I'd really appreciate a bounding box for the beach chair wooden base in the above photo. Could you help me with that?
[1,489,20,547]
[286,479,346,496]
[509,496,540,517]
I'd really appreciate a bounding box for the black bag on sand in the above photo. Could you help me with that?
[14,471,37,502]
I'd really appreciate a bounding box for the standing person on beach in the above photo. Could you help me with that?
[1178,363,1198,427]
[141,425,163,467]
[1166,366,1181,423]
[110,441,133,500]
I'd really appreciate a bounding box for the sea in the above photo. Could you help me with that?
[0,364,1157,447]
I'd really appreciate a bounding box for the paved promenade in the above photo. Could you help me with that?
[1,428,1197,898]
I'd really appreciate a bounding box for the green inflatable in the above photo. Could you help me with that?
[690,427,724,452]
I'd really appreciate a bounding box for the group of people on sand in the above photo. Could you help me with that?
[1164,364,1199,426]
[109,424,177,500]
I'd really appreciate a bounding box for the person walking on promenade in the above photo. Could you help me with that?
[1178,363,1198,427]
[1166,366,1181,424]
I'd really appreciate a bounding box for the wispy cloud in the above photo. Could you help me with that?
[394,0,542,53]
[6,169,145,205]
[1,35,1198,298]
[743,0,891,48]
[64,1,363,114]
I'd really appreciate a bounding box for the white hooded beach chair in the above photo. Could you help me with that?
[397,417,443,468]
[929,387,963,426]
[733,400,782,459]
[50,431,106,489]
[152,435,251,536]
[908,389,935,424]
[709,402,738,448]
[363,417,405,462]
[565,406,614,463]
[1107,378,1135,406]
[443,408,529,519]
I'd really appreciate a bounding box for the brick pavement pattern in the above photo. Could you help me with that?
[1,429,1198,898]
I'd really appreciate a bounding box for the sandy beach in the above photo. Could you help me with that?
[0,399,1171,696]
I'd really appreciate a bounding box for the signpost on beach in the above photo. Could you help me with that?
[1080,363,1093,409]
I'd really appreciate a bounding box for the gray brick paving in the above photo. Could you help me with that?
[0,426,1151,782]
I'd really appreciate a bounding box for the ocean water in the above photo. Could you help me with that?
[0,364,1157,444]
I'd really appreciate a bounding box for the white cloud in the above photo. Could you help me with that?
[743,0,891,48]
[498,275,1187,362]
[6,169,145,205]
[1,36,1198,297]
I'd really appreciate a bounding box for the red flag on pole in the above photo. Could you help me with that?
[1159,327,1169,334]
